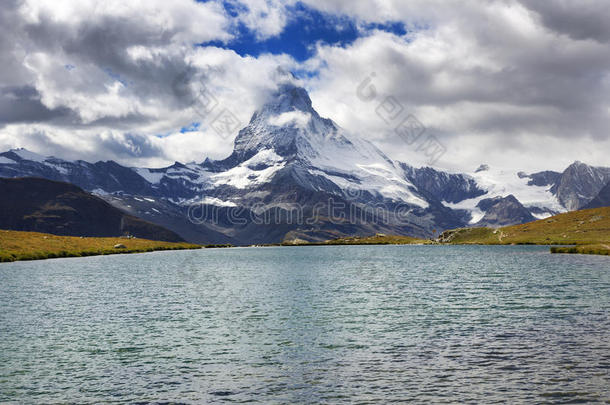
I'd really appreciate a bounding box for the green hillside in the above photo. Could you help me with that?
[0,230,200,262]
[436,206,610,255]
[438,206,610,245]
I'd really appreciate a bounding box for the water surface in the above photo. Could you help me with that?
[1,245,609,403]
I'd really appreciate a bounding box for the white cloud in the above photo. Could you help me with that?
[268,111,311,128]
[229,0,292,40]
[299,1,610,171]
[0,0,609,173]
[0,0,301,166]
[18,0,231,43]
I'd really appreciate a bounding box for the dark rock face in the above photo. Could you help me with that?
[474,195,536,227]
[0,177,183,242]
[584,181,610,209]
[551,162,610,210]
[402,165,486,204]
[523,170,562,187]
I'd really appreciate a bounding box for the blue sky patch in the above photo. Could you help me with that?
[103,68,128,87]
[180,122,201,133]
[202,2,406,62]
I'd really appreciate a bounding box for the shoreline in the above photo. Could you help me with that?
[3,239,608,262]
[0,245,203,263]
[281,241,610,256]
[2,230,608,263]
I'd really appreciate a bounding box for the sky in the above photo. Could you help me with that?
[0,0,609,172]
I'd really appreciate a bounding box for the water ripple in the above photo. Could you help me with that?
[1,245,609,403]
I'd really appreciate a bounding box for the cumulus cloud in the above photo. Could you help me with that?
[0,0,299,166]
[227,0,291,40]
[0,0,609,172]
[299,0,610,170]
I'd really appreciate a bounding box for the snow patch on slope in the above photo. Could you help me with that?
[243,148,284,168]
[201,197,237,207]
[12,148,47,163]
[471,167,564,211]
[304,128,428,207]
[0,157,16,164]
[443,166,564,223]
[91,188,109,196]
[211,149,285,189]
[134,168,165,184]
[442,199,485,224]
[532,212,552,220]
[45,162,69,175]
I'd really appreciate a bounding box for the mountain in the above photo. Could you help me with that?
[519,170,561,187]
[584,181,610,209]
[473,195,536,227]
[550,162,610,210]
[0,149,155,195]
[439,164,564,224]
[206,82,430,207]
[0,79,608,243]
[0,177,184,242]
[184,81,467,241]
[401,165,485,204]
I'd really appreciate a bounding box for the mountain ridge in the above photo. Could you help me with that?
[0,177,184,242]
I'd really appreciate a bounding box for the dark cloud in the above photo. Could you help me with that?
[0,86,73,124]
[94,132,166,161]
[518,0,610,42]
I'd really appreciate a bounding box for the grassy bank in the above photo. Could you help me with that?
[550,244,610,256]
[0,230,201,262]
[438,206,610,246]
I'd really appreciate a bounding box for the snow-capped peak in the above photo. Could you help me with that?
[221,82,429,207]
[9,148,48,163]
[231,82,338,160]
[231,82,395,165]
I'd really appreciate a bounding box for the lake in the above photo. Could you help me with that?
[1,245,609,403]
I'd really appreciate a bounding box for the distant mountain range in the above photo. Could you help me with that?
[1,79,608,244]
[0,177,184,242]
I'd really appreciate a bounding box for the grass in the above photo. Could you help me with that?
[438,206,610,246]
[0,229,201,262]
[550,244,610,256]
